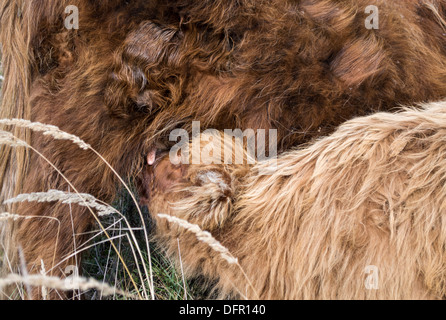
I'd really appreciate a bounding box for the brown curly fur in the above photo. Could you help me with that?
[1,0,446,299]
[142,102,446,300]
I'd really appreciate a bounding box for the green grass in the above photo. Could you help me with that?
[80,185,205,300]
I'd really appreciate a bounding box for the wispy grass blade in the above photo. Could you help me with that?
[158,214,238,265]
[0,119,90,150]
[5,190,118,217]
[0,119,154,299]
[0,129,144,299]
[0,273,133,298]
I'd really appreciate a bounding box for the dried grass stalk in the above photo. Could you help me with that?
[0,119,91,150]
[1,123,153,299]
[0,212,33,222]
[5,190,118,217]
[158,214,238,265]
[0,131,28,148]
[40,260,48,300]
[0,273,130,297]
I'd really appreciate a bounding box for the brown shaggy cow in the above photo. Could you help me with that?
[142,101,446,300]
[1,0,446,299]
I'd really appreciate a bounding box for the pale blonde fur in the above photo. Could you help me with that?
[146,101,446,299]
